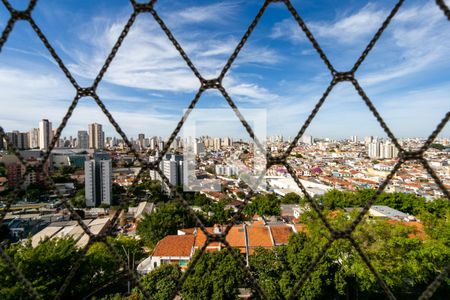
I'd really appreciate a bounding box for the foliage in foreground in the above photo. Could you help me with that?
[1,190,449,299]
[0,235,143,299]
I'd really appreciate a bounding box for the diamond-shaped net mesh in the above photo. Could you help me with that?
[0,0,449,299]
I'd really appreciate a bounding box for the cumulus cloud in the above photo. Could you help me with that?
[166,2,239,25]
[360,2,450,85]
[1,1,448,139]
[309,3,387,44]
[270,18,305,44]
[271,3,387,44]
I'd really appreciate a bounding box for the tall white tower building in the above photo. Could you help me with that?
[88,123,104,150]
[39,119,52,150]
[28,128,39,149]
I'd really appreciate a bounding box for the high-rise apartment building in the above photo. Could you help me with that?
[368,142,380,158]
[28,128,39,149]
[39,119,52,150]
[138,133,145,149]
[149,137,157,150]
[85,153,112,207]
[6,131,29,150]
[222,137,232,147]
[365,136,374,144]
[163,154,184,187]
[213,138,221,150]
[88,123,104,150]
[77,130,89,149]
[149,153,184,189]
[194,142,205,155]
[368,141,399,159]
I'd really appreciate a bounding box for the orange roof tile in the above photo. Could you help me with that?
[192,227,221,248]
[225,225,246,249]
[247,226,273,248]
[152,235,195,257]
[270,226,293,245]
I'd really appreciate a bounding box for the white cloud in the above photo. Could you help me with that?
[270,2,450,88]
[0,65,180,137]
[359,2,450,85]
[310,3,387,44]
[271,3,387,44]
[167,2,239,25]
[66,9,281,92]
[270,19,305,44]
[67,17,200,92]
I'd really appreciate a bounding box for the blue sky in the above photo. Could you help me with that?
[0,0,449,140]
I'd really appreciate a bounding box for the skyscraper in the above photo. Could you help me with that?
[39,119,52,150]
[88,123,104,150]
[138,133,145,149]
[163,154,184,187]
[222,137,232,147]
[6,131,30,150]
[28,128,39,149]
[77,130,89,149]
[213,138,221,150]
[194,142,205,155]
[368,141,399,159]
[85,153,112,207]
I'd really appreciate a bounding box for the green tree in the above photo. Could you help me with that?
[281,192,301,204]
[133,179,166,203]
[244,193,281,217]
[202,200,233,225]
[134,264,181,300]
[136,202,195,247]
[108,234,145,262]
[250,247,287,299]
[71,188,86,208]
[430,143,445,150]
[181,249,246,300]
[236,191,245,200]
[0,238,82,299]
[21,183,49,202]
[74,242,119,297]
[194,193,211,207]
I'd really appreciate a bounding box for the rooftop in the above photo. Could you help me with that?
[152,235,195,257]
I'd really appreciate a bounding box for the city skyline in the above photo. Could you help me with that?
[0,0,449,139]
[2,118,449,150]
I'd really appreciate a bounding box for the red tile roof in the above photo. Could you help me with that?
[152,235,195,257]
[247,226,273,248]
[225,225,246,251]
[270,225,293,245]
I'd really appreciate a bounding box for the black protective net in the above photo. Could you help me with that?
[0,0,449,299]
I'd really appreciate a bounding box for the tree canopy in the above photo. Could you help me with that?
[136,202,196,248]
[244,193,281,217]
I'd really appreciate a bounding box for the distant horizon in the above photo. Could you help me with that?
[4,120,449,144]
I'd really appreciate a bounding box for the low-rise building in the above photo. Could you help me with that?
[137,223,299,274]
